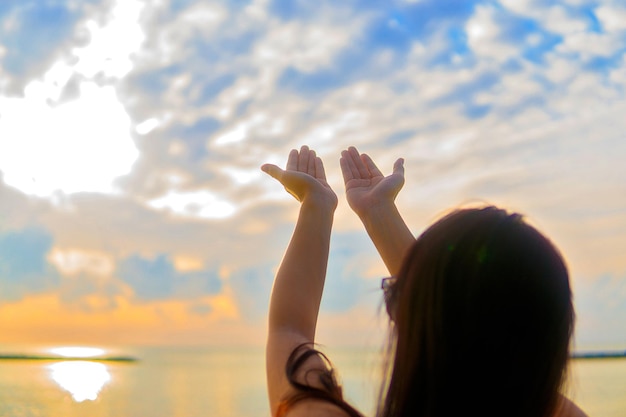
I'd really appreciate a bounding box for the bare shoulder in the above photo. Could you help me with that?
[284,400,352,417]
[555,395,589,417]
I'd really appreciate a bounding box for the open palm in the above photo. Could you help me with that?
[262,146,337,209]
[340,147,404,216]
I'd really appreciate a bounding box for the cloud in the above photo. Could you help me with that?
[596,3,626,32]
[72,0,145,80]
[148,189,237,219]
[58,272,124,313]
[117,253,221,301]
[465,5,519,63]
[47,247,125,312]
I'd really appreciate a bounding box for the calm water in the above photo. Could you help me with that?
[0,346,622,417]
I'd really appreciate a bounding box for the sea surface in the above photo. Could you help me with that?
[0,345,622,417]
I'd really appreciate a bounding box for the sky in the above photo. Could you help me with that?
[0,0,624,350]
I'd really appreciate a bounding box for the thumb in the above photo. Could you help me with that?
[261,164,284,181]
[392,158,405,176]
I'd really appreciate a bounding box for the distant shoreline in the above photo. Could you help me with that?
[0,354,138,362]
[0,351,623,362]
[572,351,626,359]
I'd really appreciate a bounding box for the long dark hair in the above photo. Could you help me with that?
[379,207,574,417]
[277,343,364,417]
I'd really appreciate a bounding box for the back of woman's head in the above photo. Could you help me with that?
[380,207,574,417]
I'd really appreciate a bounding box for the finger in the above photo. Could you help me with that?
[340,153,354,183]
[308,149,317,176]
[348,146,370,178]
[315,156,326,181]
[298,145,310,172]
[361,153,383,178]
[392,158,405,177]
[261,164,284,181]
[286,149,299,171]
[344,147,362,179]
[340,150,359,181]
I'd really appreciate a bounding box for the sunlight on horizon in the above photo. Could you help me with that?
[49,346,106,358]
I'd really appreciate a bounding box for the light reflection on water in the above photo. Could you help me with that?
[47,361,111,402]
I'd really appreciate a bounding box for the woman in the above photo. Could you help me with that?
[262,146,587,417]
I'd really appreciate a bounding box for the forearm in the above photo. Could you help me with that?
[268,199,335,340]
[266,200,334,416]
[359,202,415,276]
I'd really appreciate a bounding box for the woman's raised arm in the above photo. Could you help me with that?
[340,146,415,276]
[262,146,338,416]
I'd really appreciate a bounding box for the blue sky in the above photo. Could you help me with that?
[0,0,625,348]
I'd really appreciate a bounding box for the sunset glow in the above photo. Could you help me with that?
[0,0,623,350]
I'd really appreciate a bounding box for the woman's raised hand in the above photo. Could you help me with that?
[340,146,404,217]
[262,145,338,210]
